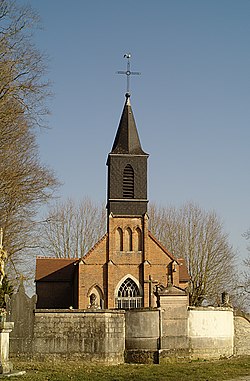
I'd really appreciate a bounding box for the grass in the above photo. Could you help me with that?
[11,356,250,381]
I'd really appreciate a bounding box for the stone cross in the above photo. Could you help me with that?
[144,275,158,308]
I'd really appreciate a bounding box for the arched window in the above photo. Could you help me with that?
[116,227,123,251]
[124,227,132,251]
[116,277,142,309]
[123,164,134,198]
[135,227,142,251]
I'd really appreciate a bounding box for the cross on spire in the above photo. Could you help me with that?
[116,53,141,97]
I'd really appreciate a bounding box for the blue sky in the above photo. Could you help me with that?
[27,0,249,262]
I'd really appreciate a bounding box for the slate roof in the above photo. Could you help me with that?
[110,95,148,155]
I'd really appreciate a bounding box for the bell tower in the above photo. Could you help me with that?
[104,55,150,309]
[107,93,149,216]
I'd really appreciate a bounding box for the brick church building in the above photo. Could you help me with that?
[36,93,189,309]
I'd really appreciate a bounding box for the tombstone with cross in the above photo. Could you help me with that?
[144,275,158,308]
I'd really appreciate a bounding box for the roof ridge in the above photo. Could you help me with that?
[36,256,77,260]
[81,233,108,260]
[148,231,177,261]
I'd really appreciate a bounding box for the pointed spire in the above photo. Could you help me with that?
[111,94,147,155]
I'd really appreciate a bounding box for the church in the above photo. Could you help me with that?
[36,85,189,309]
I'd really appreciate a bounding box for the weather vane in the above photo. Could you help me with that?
[116,53,141,97]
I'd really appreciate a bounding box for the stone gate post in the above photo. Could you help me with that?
[156,283,189,361]
[0,320,14,373]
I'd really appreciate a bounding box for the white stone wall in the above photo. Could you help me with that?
[234,316,250,356]
[188,307,234,359]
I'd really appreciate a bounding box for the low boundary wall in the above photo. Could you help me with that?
[234,315,250,356]
[188,307,234,359]
[125,308,160,363]
[11,309,125,364]
[7,285,249,363]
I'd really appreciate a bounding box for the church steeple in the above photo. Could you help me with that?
[111,94,147,155]
[107,94,149,216]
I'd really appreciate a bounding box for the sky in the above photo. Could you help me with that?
[25,0,249,262]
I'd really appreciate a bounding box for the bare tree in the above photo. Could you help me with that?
[149,201,237,306]
[38,198,106,258]
[243,256,250,293]
[240,230,250,308]
[0,113,58,253]
[0,1,58,275]
[0,0,50,124]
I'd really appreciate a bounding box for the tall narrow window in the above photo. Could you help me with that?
[124,227,132,251]
[135,227,142,251]
[123,164,134,198]
[116,227,123,251]
[116,278,142,309]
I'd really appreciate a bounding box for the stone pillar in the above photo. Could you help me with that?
[0,321,14,374]
[156,283,189,362]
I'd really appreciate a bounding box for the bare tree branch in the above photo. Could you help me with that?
[149,201,237,306]
[0,0,59,280]
[37,198,106,258]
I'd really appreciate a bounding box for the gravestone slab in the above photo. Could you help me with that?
[6,280,37,354]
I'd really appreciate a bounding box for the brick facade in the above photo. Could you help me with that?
[38,215,187,310]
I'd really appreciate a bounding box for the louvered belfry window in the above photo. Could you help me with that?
[123,164,134,198]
